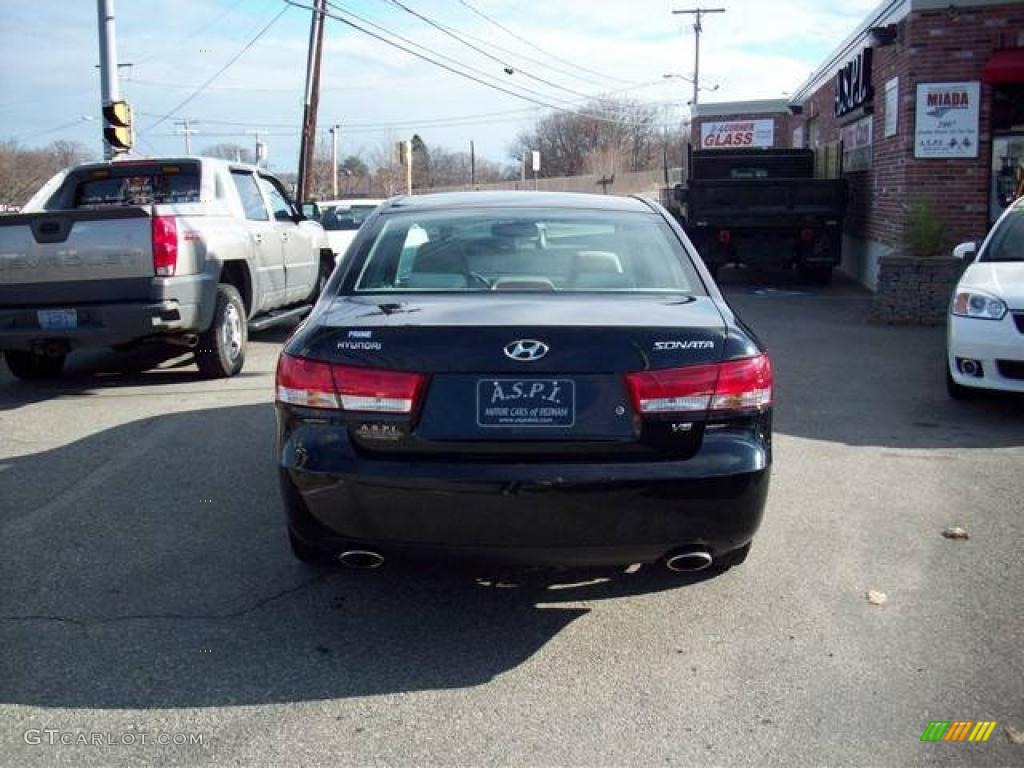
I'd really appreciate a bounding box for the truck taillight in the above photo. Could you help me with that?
[625,355,772,415]
[276,354,427,414]
[152,215,178,276]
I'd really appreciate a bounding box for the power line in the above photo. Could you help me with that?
[329,0,663,120]
[12,116,95,143]
[456,0,632,86]
[141,5,290,135]
[427,11,624,90]
[129,0,255,67]
[287,0,667,128]
[381,0,595,100]
[323,0,585,112]
[137,80,671,134]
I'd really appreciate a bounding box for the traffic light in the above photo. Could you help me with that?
[102,100,133,153]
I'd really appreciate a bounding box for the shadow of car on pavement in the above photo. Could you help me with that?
[0,403,724,710]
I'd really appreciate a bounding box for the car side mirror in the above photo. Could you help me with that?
[952,241,977,262]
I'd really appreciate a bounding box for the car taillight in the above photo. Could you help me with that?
[152,215,178,276]
[800,227,815,242]
[276,354,427,413]
[625,354,772,415]
[718,229,731,245]
[276,355,340,409]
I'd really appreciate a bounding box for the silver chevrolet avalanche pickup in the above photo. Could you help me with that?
[0,157,332,379]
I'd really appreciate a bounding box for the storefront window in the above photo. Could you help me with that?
[989,84,1024,224]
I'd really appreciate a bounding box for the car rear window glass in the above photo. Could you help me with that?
[323,204,378,231]
[73,168,200,208]
[352,208,703,294]
[982,208,1023,262]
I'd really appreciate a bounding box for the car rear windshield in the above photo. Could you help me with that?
[352,208,703,294]
[981,207,1022,262]
[69,165,201,208]
[323,204,378,231]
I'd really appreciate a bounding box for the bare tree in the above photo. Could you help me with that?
[510,98,663,178]
[0,139,95,210]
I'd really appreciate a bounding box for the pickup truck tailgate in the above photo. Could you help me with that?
[0,207,153,305]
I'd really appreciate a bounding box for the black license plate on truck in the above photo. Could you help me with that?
[477,379,575,427]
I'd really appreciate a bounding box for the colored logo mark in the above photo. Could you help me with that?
[921,721,997,742]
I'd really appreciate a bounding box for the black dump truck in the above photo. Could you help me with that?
[663,148,848,284]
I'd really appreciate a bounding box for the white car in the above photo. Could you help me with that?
[946,196,1024,398]
[319,198,384,260]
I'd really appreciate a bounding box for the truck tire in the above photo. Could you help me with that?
[307,251,334,303]
[4,350,66,380]
[195,283,246,379]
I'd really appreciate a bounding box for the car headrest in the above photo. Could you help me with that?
[412,239,467,274]
[575,250,622,274]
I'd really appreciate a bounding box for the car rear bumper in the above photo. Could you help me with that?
[948,313,1024,393]
[278,415,770,567]
[0,274,216,351]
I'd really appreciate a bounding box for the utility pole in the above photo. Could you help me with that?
[329,124,340,198]
[404,140,413,195]
[96,0,122,159]
[174,119,199,154]
[470,140,476,188]
[672,7,725,107]
[297,0,327,203]
[246,129,266,166]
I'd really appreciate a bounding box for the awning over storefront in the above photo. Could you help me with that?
[983,49,1024,84]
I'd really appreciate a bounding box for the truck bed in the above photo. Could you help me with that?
[684,178,848,228]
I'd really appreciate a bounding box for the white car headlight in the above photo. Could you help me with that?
[952,291,1008,320]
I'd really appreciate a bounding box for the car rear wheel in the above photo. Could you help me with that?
[715,541,751,569]
[196,283,247,379]
[288,529,333,565]
[4,350,66,380]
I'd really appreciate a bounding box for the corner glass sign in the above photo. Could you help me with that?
[835,48,874,118]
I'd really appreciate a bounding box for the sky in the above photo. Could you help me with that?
[0,0,881,173]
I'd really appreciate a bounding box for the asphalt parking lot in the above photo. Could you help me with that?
[1,273,1022,767]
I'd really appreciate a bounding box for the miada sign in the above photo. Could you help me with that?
[700,119,775,149]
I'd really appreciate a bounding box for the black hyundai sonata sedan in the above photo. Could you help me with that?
[275,191,771,573]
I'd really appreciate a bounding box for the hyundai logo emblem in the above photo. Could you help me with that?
[504,339,549,362]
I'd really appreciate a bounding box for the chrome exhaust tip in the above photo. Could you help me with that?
[665,550,713,573]
[337,550,384,569]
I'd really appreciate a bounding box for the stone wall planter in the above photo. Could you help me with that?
[872,256,967,326]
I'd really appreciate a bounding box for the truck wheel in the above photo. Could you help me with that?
[4,350,66,380]
[195,283,246,379]
[307,252,334,303]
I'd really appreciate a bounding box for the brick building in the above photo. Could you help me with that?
[693,0,1024,289]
